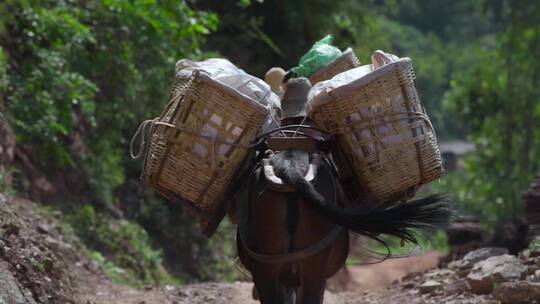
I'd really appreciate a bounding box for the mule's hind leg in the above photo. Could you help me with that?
[252,267,287,304]
[284,287,295,304]
[296,259,328,304]
[296,277,326,304]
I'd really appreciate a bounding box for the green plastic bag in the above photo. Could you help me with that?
[290,35,342,78]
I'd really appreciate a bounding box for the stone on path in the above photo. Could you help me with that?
[492,281,540,304]
[450,247,508,276]
[466,254,527,294]
[418,280,442,294]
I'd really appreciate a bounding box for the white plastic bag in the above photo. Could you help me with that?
[308,50,399,103]
[175,58,280,111]
[308,64,373,103]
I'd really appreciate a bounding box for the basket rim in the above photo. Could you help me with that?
[307,57,412,113]
[176,71,270,116]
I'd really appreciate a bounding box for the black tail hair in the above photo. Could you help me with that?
[272,151,453,244]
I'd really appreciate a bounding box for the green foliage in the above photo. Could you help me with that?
[4,2,98,165]
[529,239,540,252]
[86,138,125,204]
[89,250,141,286]
[1,0,217,202]
[0,47,6,93]
[441,0,540,221]
[135,191,242,282]
[67,204,176,285]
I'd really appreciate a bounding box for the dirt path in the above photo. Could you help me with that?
[0,193,494,304]
[340,251,442,291]
[74,253,443,304]
[77,281,345,304]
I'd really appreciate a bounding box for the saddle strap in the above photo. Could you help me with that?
[238,225,343,264]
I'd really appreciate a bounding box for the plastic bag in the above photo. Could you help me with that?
[307,50,400,104]
[175,58,281,111]
[175,58,282,136]
[290,35,342,78]
[308,64,373,102]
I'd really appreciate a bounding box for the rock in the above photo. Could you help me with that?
[466,273,493,294]
[36,223,51,234]
[402,271,423,281]
[445,279,470,294]
[528,265,539,275]
[534,269,540,282]
[423,268,455,280]
[451,247,509,276]
[2,223,20,237]
[493,281,540,304]
[0,262,38,304]
[418,280,442,294]
[45,236,72,252]
[466,254,527,294]
[164,284,175,291]
[144,285,153,291]
[403,281,416,289]
[204,295,216,301]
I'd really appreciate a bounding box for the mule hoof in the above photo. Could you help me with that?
[252,286,259,300]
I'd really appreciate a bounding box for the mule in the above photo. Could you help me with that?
[233,78,452,304]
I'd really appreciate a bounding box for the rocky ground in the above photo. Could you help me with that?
[1,192,540,303]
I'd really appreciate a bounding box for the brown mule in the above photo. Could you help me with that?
[237,150,350,303]
[235,78,349,303]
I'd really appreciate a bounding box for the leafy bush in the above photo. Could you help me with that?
[67,204,176,285]
[2,0,217,201]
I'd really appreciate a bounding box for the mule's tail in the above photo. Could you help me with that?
[275,152,452,244]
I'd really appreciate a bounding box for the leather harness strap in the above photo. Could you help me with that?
[239,225,343,264]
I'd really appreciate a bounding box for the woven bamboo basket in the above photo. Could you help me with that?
[308,48,360,85]
[307,58,442,203]
[136,71,268,224]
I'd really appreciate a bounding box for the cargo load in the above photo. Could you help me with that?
[131,58,280,236]
[287,35,360,85]
[308,48,361,85]
[307,51,442,203]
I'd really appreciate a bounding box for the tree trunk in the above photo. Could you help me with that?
[0,96,16,189]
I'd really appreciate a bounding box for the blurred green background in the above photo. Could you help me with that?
[1,0,539,286]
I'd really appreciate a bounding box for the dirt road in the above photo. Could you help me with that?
[0,193,494,304]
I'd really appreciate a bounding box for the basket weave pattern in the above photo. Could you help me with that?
[308,48,360,85]
[309,60,442,203]
[143,73,267,217]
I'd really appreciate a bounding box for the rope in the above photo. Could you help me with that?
[292,116,309,137]
[130,118,158,159]
[154,121,260,149]
[129,119,262,162]
[327,110,435,137]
